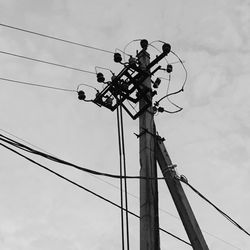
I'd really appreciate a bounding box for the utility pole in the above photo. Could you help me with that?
[155,137,209,249]
[138,41,160,250]
[89,38,209,249]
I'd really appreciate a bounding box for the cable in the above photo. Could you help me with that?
[0,134,167,180]
[123,39,142,61]
[150,40,187,111]
[179,175,250,237]
[119,106,130,250]
[0,76,76,92]
[0,128,54,155]
[0,23,114,54]
[117,108,125,250]
[170,50,188,90]
[0,50,96,75]
[0,129,241,249]
[0,141,191,247]
[2,132,248,242]
[164,74,183,112]
[148,43,183,113]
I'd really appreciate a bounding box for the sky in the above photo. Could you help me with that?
[0,0,249,249]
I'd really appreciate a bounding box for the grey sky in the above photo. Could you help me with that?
[0,0,249,249]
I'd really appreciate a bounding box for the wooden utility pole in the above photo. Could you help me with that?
[92,38,208,249]
[156,135,209,250]
[138,43,160,250]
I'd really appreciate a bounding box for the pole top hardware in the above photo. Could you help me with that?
[93,42,170,119]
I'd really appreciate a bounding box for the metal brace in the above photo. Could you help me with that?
[162,164,177,176]
[134,128,165,141]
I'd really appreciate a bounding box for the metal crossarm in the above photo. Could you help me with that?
[93,48,167,119]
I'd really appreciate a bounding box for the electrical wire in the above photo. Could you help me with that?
[0,129,242,249]
[123,39,142,61]
[0,76,76,92]
[165,75,183,112]
[0,128,54,155]
[76,83,98,92]
[2,131,249,241]
[122,39,184,114]
[0,134,166,180]
[148,44,183,113]
[117,108,125,250]
[0,50,96,75]
[0,141,191,247]
[170,50,188,90]
[179,175,250,237]
[0,22,114,54]
[119,106,130,250]
[150,40,187,111]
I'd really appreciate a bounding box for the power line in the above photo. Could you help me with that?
[0,129,241,249]
[0,22,114,54]
[0,50,96,74]
[120,106,130,250]
[117,108,125,250]
[117,106,130,250]
[0,134,166,180]
[179,175,250,238]
[1,134,248,244]
[0,141,191,247]
[0,128,54,155]
[0,76,76,92]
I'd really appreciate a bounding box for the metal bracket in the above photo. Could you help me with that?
[93,48,168,120]
[134,128,165,141]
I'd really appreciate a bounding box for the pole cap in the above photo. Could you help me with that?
[162,43,171,55]
[140,39,148,50]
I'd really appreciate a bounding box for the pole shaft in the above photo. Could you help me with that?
[138,50,160,250]
[156,138,209,250]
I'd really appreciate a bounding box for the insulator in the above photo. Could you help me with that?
[153,106,158,112]
[111,75,116,81]
[166,64,173,73]
[129,56,137,66]
[140,39,148,50]
[162,43,171,55]
[152,90,157,96]
[105,97,113,106]
[78,90,86,100]
[158,107,164,113]
[153,78,161,88]
[97,72,105,83]
[114,53,122,63]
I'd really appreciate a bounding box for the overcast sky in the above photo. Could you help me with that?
[0,0,249,249]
